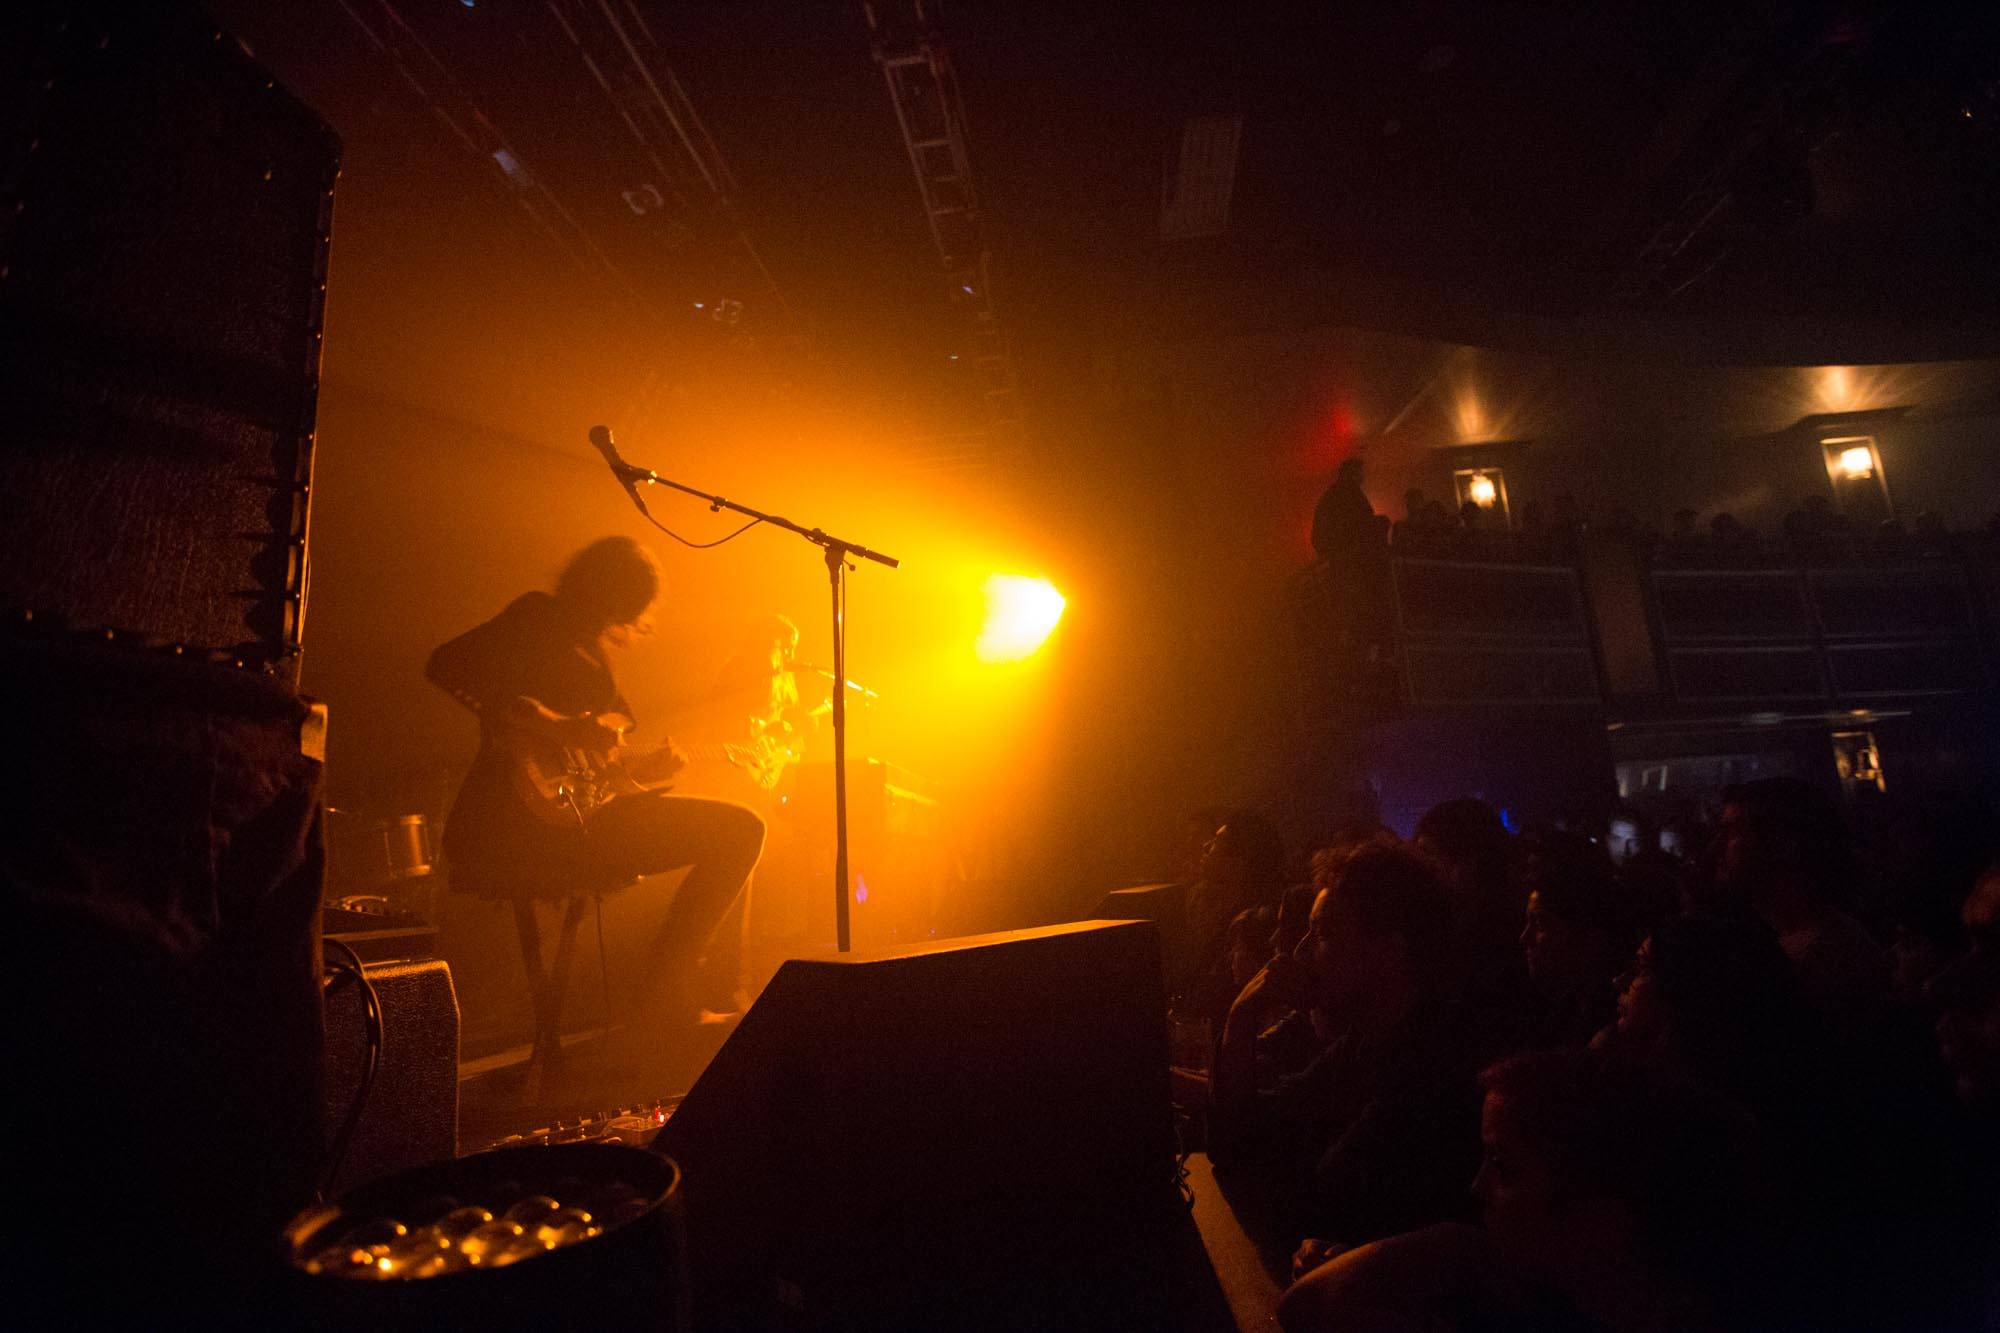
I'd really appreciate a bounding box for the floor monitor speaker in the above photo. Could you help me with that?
[653,919,1182,1329]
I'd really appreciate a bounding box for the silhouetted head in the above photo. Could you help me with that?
[1416,797,1516,928]
[1517,832,1648,1002]
[1272,881,1318,959]
[556,536,661,640]
[749,612,799,654]
[1227,905,1278,989]
[1173,806,1233,882]
[1294,842,1454,1014]
[1933,864,2000,1108]
[1716,777,1850,908]
[1475,1049,1750,1288]
[1610,914,1807,1107]
[1201,812,1286,904]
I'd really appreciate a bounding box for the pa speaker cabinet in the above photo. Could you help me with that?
[324,956,460,1194]
[653,919,1179,1329]
[2,8,337,681]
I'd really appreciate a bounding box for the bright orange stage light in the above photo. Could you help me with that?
[976,575,1065,662]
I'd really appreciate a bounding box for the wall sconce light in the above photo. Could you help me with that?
[1452,467,1509,523]
[1832,730,1885,795]
[1821,435,1890,518]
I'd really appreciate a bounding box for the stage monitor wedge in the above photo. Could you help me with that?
[653,919,1181,1330]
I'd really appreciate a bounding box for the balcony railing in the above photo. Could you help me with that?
[1295,536,1997,714]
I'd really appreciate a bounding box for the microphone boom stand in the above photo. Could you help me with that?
[610,455,897,954]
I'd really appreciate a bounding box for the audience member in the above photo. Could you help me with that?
[1714,778,1891,1032]
[1517,833,1660,1048]
[1602,506,1648,545]
[1878,835,1974,1010]
[1310,457,1381,565]
[1227,905,1278,992]
[1653,808,1702,865]
[1470,1050,1756,1332]
[1598,909,1970,1327]
[1210,843,1479,1248]
[1270,881,1318,961]
[1603,806,1650,866]
[1782,494,1838,545]
[1861,786,1994,1007]
[1417,798,1534,1059]
[1173,814,1287,1027]
[1279,1050,1757,1333]
[1254,884,1337,1087]
[1708,512,1751,548]
[1932,863,2000,1113]
[1593,914,1817,1126]
[1255,848,1395,1087]
[1417,799,1516,926]
[1170,805,1233,883]
[1401,487,1433,528]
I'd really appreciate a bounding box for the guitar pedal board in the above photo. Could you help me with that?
[478,1097,682,1155]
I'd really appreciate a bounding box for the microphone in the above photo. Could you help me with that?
[588,424,649,516]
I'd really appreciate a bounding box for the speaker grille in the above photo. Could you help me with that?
[0,12,337,677]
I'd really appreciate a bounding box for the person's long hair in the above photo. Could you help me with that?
[555,536,660,630]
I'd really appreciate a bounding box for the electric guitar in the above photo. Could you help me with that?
[494,704,799,828]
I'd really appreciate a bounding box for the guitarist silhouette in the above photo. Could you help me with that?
[427,536,765,1034]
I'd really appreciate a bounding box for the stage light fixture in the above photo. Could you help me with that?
[977,575,1064,663]
[1835,444,1874,480]
[1467,473,1498,507]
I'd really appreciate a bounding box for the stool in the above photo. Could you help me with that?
[511,890,617,1100]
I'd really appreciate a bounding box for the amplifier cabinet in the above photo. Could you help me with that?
[324,956,460,1195]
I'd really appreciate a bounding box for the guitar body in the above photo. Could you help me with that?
[492,707,799,829]
[505,740,651,827]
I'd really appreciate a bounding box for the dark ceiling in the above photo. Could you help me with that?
[206,0,2000,451]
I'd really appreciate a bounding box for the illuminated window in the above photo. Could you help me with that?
[1452,467,1509,524]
